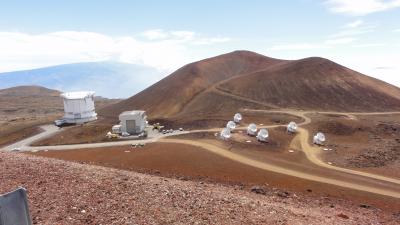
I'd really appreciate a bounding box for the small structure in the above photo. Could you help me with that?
[59,91,97,124]
[226,121,236,130]
[257,128,269,142]
[0,188,32,225]
[247,123,257,136]
[313,132,326,145]
[112,124,122,134]
[115,111,148,135]
[287,121,298,133]
[220,128,231,140]
[233,113,242,123]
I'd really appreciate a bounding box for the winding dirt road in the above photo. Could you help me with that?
[3,107,400,198]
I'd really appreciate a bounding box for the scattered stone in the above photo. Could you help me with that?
[277,191,290,198]
[337,213,349,219]
[288,150,294,153]
[359,204,371,209]
[250,186,266,195]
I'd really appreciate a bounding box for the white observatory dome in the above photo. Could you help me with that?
[233,113,242,123]
[287,121,298,133]
[247,123,257,136]
[313,132,326,145]
[257,128,269,142]
[226,121,236,130]
[220,128,231,140]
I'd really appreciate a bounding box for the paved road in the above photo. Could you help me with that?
[3,125,62,151]
[1,125,189,151]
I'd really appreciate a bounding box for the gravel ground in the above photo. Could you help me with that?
[0,152,398,225]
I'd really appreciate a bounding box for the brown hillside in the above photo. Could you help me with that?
[99,51,284,119]
[99,51,400,122]
[0,85,120,147]
[219,57,400,112]
[0,86,62,116]
[0,85,121,118]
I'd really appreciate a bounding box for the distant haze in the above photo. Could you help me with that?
[0,61,165,98]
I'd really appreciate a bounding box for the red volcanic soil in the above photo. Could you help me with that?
[0,85,120,147]
[3,151,398,224]
[30,141,400,211]
[219,57,400,112]
[99,51,400,124]
[99,51,285,120]
[305,113,400,179]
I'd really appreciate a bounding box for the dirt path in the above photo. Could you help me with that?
[159,138,400,198]
[3,107,400,199]
[2,125,61,151]
[242,108,400,186]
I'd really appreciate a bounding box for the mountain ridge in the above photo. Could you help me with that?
[99,50,400,121]
[0,61,164,98]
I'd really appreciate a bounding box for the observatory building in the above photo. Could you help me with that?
[113,111,148,135]
[226,121,236,131]
[220,128,231,140]
[234,113,242,123]
[60,91,97,124]
[257,128,269,142]
[287,121,298,133]
[313,132,326,145]
[247,123,257,136]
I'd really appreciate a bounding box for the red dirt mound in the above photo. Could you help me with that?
[100,51,400,124]
[99,51,285,119]
[219,57,400,112]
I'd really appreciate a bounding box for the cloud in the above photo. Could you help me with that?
[331,23,377,38]
[343,20,364,28]
[374,66,394,70]
[352,43,385,47]
[141,29,169,40]
[0,30,231,73]
[324,37,357,45]
[140,29,230,44]
[394,28,400,32]
[271,37,357,51]
[325,0,400,16]
[270,20,381,52]
[270,43,328,51]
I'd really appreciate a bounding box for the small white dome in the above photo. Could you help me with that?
[226,121,236,130]
[287,121,298,133]
[313,132,326,145]
[257,128,269,142]
[234,113,242,123]
[220,128,231,140]
[247,123,257,136]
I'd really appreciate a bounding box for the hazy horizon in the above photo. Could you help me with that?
[0,0,399,88]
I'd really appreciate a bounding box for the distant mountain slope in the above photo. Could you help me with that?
[0,62,163,98]
[0,85,119,119]
[99,51,284,118]
[99,50,400,121]
[219,57,400,111]
[0,86,62,117]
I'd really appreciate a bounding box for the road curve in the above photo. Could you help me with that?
[3,109,400,198]
[243,108,400,186]
[159,138,400,198]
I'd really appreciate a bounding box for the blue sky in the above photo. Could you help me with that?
[0,0,399,86]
